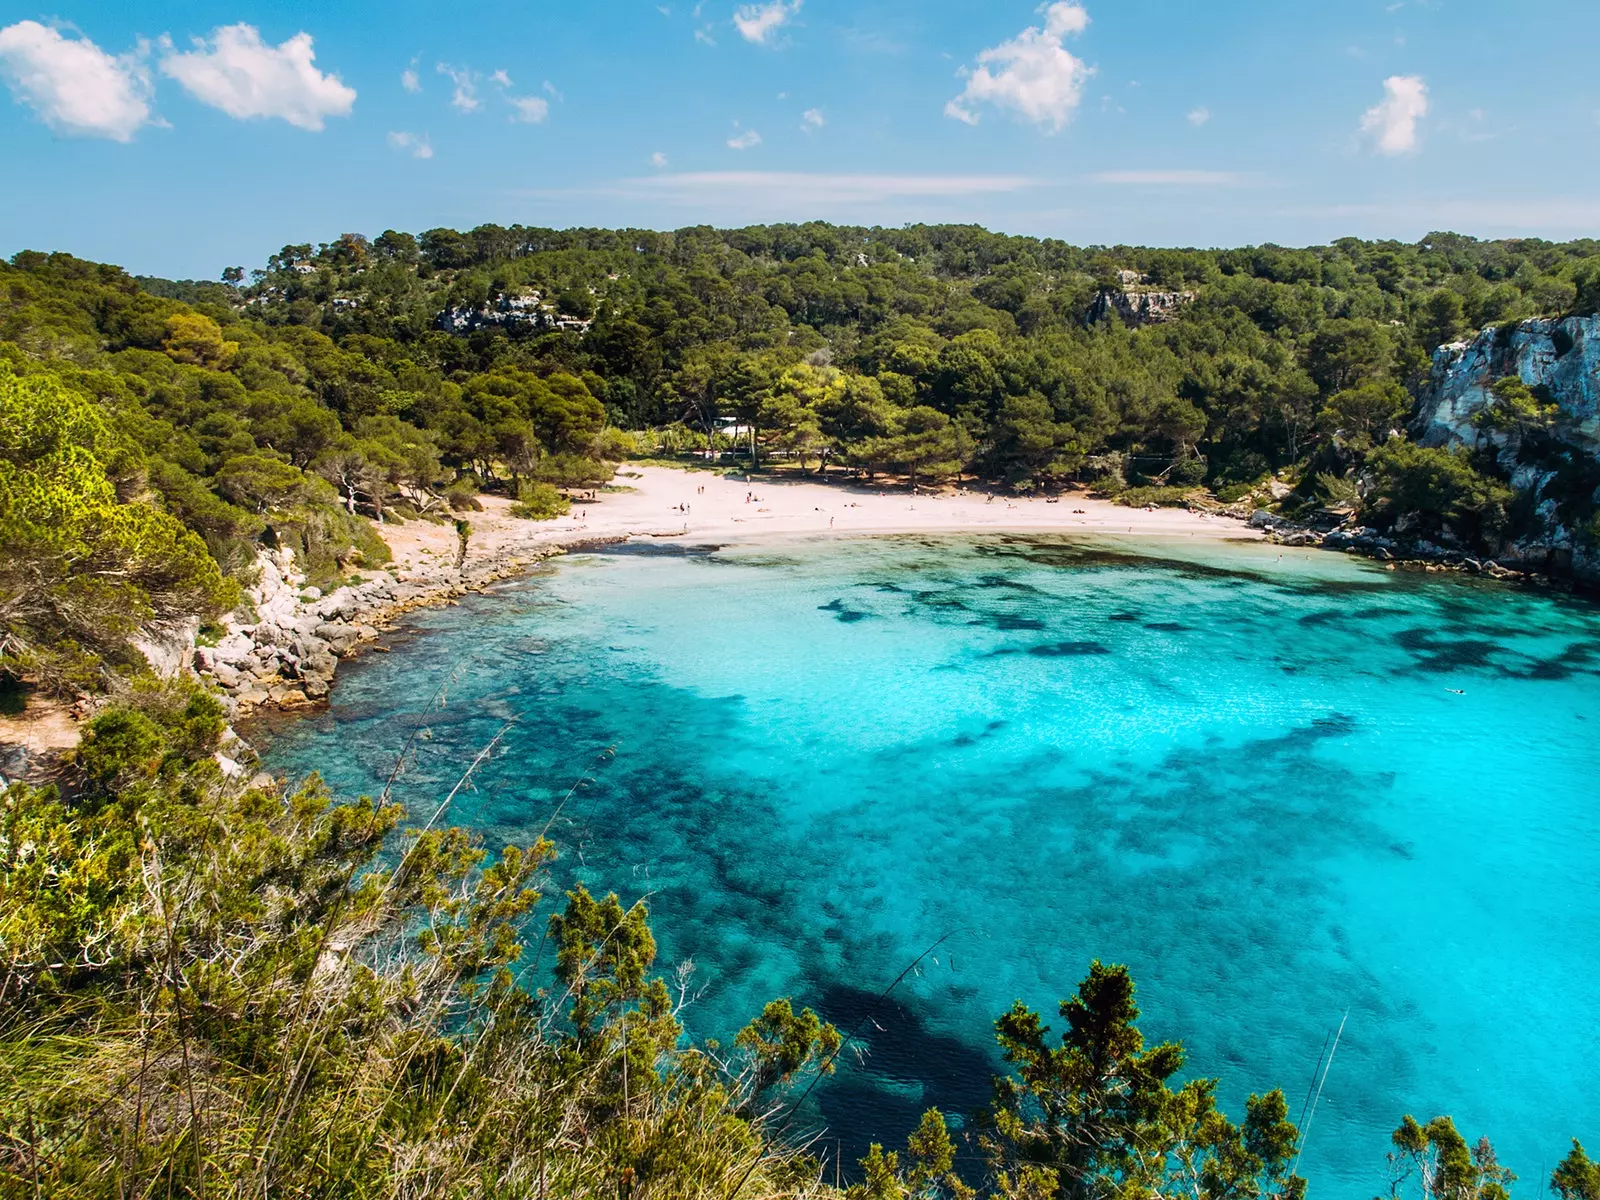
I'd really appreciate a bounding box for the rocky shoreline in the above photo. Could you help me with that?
[1247,510,1580,589]
[196,533,625,717]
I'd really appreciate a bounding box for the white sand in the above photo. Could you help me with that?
[542,465,1256,544]
[383,465,1258,576]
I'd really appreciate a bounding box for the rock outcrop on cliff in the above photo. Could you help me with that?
[1087,286,1196,327]
[1412,314,1600,578]
[1415,315,1600,448]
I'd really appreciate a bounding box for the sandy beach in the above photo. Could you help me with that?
[381,465,1258,576]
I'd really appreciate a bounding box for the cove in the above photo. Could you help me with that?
[252,534,1600,1197]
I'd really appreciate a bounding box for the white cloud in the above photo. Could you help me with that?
[800,107,824,132]
[1089,169,1244,185]
[509,94,549,123]
[489,68,511,87]
[695,27,717,45]
[387,130,432,159]
[734,0,801,45]
[945,2,1094,131]
[437,63,478,112]
[727,128,762,150]
[1360,74,1428,156]
[0,20,154,141]
[401,57,420,93]
[161,24,354,131]
[650,150,668,167]
[1187,106,1210,127]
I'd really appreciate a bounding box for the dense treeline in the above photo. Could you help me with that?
[223,224,1600,500]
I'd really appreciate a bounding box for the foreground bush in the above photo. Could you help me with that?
[0,687,836,1199]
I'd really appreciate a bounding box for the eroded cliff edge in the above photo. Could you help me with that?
[1413,315,1600,577]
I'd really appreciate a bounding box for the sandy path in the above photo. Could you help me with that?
[382,466,1258,575]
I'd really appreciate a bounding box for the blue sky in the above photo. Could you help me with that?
[2,0,1598,278]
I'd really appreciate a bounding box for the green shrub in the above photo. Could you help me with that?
[1115,486,1194,508]
[531,453,613,488]
[444,479,483,512]
[510,481,571,520]
[1365,441,1513,549]
[1312,472,1361,506]
[1168,455,1209,487]
[1212,450,1272,486]
[591,425,640,461]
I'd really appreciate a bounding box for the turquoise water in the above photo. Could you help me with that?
[254,534,1600,1195]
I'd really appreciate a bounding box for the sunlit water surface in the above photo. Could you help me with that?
[254,534,1600,1196]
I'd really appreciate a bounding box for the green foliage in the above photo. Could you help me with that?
[1364,442,1515,550]
[1312,472,1362,507]
[1383,1115,1516,1200]
[1554,1141,1600,1200]
[0,369,235,687]
[851,1109,973,1200]
[1318,382,1411,451]
[1115,486,1195,508]
[857,960,1311,1200]
[736,997,843,1103]
[1471,375,1561,436]
[510,480,571,520]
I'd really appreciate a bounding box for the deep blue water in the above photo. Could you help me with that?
[253,534,1600,1196]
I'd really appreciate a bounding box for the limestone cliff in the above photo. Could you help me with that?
[1087,286,1196,327]
[1413,315,1600,577]
[1415,315,1600,448]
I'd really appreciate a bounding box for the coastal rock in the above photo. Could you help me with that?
[132,617,200,679]
[189,540,568,716]
[299,650,338,680]
[1416,316,1600,447]
[212,633,255,665]
[1414,314,1600,582]
[316,623,361,654]
[316,590,360,621]
[268,684,310,707]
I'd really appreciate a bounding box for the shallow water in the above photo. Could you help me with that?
[255,534,1600,1196]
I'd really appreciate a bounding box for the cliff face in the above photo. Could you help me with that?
[1413,315,1600,577]
[1087,287,1196,327]
[1416,315,1600,449]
